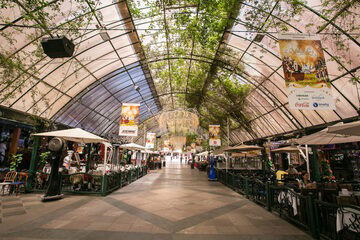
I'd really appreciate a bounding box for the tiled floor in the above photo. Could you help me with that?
[0,163,312,240]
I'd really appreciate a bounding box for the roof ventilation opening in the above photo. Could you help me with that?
[253,34,265,43]
[99,30,110,41]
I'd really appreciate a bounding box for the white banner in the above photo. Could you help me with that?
[145,132,156,149]
[278,33,335,110]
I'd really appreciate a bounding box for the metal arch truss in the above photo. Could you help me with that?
[1,0,359,142]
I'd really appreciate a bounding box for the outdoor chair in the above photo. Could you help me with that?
[0,171,17,195]
[11,172,29,195]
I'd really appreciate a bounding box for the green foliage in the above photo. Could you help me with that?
[129,0,253,136]
[29,115,55,133]
[38,151,51,170]
[185,132,197,146]
[9,154,23,171]
[0,0,98,111]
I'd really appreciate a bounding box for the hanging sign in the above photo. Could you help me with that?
[278,33,334,110]
[119,103,140,136]
[209,125,221,146]
[145,132,156,149]
[163,139,170,151]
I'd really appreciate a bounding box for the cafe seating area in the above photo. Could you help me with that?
[216,168,360,239]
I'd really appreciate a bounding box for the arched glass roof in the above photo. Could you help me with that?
[0,0,359,144]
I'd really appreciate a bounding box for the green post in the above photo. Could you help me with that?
[245,178,249,198]
[266,182,271,211]
[26,136,40,192]
[85,143,91,173]
[306,196,319,239]
[310,146,321,182]
[119,172,122,188]
[231,173,235,189]
[101,175,108,196]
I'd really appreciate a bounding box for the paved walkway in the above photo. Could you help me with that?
[0,164,311,240]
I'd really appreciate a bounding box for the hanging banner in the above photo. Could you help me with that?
[145,132,156,149]
[209,125,221,146]
[163,139,170,151]
[119,103,140,136]
[278,33,334,110]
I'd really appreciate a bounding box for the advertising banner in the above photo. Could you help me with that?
[209,125,221,146]
[145,132,156,149]
[278,33,334,110]
[119,103,140,136]
[163,139,170,151]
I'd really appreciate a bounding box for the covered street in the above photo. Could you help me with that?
[0,164,310,240]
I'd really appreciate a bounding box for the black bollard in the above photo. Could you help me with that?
[41,137,65,201]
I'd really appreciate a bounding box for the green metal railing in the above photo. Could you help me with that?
[30,166,148,196]
[216,169,360,239]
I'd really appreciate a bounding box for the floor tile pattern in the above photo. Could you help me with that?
[0,163,312,240]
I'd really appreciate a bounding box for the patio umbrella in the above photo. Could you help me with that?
[327,121,360,136]
[119,143,146,150]
[271,146,306,153]
[224,144,263,152]
[296,128,360,145]
[33,128,108,144]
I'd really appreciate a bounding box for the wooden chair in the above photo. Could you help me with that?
[0,171,17,195]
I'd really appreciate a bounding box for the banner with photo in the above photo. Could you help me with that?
[145,132,156,149]
[119,103,140,136]
[278,33,334,110]
[163,139,170,151]
[209,125,221,146]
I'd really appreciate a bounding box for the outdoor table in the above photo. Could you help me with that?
[336,207,360,233]
[0,182,12,195]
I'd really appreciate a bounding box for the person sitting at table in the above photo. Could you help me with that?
[63,150,74,170]
[297,172,313,189]
[287,164,299,175]
[276,164,288,184]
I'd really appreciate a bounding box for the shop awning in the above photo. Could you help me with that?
[296,128,360,145]
[224,144,263,152]
[119,143,146,150]
[327,121,360,136]
[33,128,108,144]
[271,146,306,153]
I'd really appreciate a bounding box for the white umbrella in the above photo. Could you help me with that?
[196,151,209,156]
[33,128,108,144]
[327,121,360,136]
[224,144,263,152]
[119,143,146,150]
[271,146,306,153]
[296,128,360,145]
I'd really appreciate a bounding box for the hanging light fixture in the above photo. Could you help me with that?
[158,109,199,135]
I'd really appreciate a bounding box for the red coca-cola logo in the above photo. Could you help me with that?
[295,102,309,108]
